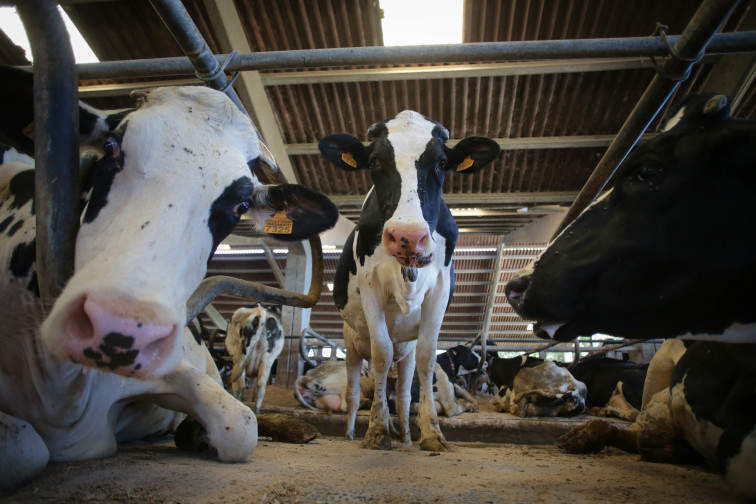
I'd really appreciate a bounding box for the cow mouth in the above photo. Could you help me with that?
[393,253,433,268]
[532,321,566,340]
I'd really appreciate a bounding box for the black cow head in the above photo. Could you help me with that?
[505,94,756,342]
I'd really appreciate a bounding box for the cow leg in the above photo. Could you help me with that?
[154,361,257,462]
[415,337,449,452]
[362,324,393,450]
[394,348,416,444]
[0,411,50,491]
[344,323,363,441]
[253,359,274,415]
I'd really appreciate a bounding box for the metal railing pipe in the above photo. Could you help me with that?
[553,0,743,238]
[147,0,245,113]
[61,31,756,81]
[18,0,79,305]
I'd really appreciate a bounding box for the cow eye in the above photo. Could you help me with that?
[233,201,251,217]
[635,164,662,182]
[103,136,121,158]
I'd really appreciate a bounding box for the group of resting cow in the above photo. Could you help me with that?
[0,62,753,499]
[295,344,648,423]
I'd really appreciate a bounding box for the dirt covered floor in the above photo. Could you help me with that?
[0,386,741,504]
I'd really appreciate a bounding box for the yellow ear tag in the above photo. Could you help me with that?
[341,152,358,168]
[264,210,293,235]
[456,156,474,172]
[22,121,34,140]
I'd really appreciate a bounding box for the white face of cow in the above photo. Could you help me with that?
[39,87,337,378]
[380,111,440,266]
[318,110,500,269]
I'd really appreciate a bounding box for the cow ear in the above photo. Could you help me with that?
[254,184,339,242]
[318,133,369,171]
[447,136,500,174]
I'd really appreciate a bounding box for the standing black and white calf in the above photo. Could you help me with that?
[319,110,499,451]
[0,73,338,490]
[225,304,284,413]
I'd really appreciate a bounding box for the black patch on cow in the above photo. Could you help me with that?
[435,200,458,267]
[669,342,756,473]
[0,144,9,164]
[8,169,35,212]
[488,354,545,390]
[241,316,260,355]
[569,357,648,410]
[0,215,13,233]
[27,271,39,297]
[437,345,479,380]
[6,219,22,237]
[353,192,385,265]
[105,110,132,132]
[333,230,356,310]
[79,106,100,140]
[84,331,139,370]
[207,177,255,262]
[9,239,35,279]
[82,130,126,224]
[265,317,281,353]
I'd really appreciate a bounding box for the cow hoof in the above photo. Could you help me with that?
[556,419,614,454]
[419,437,449,452]
[345,430,355,441]
[361,428,391,450]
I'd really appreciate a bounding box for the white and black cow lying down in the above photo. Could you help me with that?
[295,360,375,413]
[569,357,648,421]
[487,354,586,417]
[225,304,284,413]
[0,77,338,489]
[319,110,499,451]
[504,94,756,498]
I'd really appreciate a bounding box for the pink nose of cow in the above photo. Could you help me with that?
[383,225,431,266]
[64,297,177,376]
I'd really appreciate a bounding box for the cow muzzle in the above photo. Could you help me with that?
[383,224,433,268]
[52,295,181,378]
[505,267,567,340]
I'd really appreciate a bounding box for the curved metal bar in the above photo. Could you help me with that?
[18,0,80,305]
[186,238,323,325]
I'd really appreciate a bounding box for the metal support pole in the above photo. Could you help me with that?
[18,0,79,305]
[474,237,505,394]
[148,0,246,114]
[61,31,756,81]
[553,0,742,238]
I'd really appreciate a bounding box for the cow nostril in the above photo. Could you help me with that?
[384,229,398,245]
[505,276,530,301]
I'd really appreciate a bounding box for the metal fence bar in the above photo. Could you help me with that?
[48,31,756,81]
[147,0,246,113]
[18,0,79,305]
